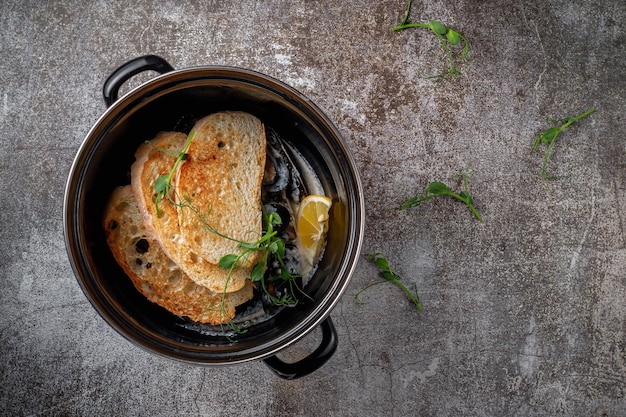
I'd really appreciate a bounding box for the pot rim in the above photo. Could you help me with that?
[64,58,365,367]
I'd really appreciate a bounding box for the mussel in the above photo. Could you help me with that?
[264,203,291,236]
[262,127,307,205]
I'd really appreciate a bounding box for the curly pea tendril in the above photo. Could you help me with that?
[393,0,471,81]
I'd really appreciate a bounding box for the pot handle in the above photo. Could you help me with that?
[102,55,174,107]
[263,316,338,380]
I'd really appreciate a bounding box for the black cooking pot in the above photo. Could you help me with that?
[64,55,364,379]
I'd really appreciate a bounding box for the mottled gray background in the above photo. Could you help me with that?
[1,0,625,416]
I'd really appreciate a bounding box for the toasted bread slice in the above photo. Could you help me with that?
[175,112,266,266]
[103,186,254,325]
[130,130,250,293]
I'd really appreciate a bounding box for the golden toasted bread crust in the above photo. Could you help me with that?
[176,112,266,267]
[103,186,253,325]
[130,130,250,293]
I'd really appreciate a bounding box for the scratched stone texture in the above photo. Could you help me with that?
[1,0,625,416]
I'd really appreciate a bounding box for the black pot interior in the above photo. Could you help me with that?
[66,68,361,363]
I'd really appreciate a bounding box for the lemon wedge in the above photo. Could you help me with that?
[296,194,332,266]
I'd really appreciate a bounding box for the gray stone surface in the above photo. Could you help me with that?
[1,0,625,416]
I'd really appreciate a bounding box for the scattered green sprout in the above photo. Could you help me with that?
[219,206,309,308]
[355,253,423,311]
[153,131,195,216]
[393,0,471,81]
[400,171,482,221]
[532,107,596,179]
[215,206,311,339]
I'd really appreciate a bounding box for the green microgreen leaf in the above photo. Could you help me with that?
[381,270,399,282]
[400,170,482,221]
[392,2,471,81]
[272,239,286,258]
[280,268,293,280]
[250,262,265,282]
[425,181,451,195]
[154,175,169,194]
[269,211,282,225]
[459,190,473,205]
[151,130,195,215]
[355,253,423,311]
[532,108,595,179]
[374,256,391,272]
[429,20,447,35]
[446,29,461,45]
[540,127,561,145]
[218,254,239,271]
